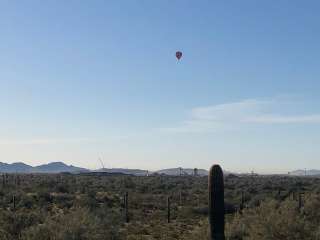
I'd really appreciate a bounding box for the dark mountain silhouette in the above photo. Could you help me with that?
[0,161,149,174]
[0,161,217,176]
[0,162,33,173]
[34,162,88,173]
[0,161,88,173]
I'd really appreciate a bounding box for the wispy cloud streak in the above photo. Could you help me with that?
[245,115,320,124]
[162,98,320,133]
[0,138,95,145]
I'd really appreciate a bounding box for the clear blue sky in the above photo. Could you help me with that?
[1,1,320,173]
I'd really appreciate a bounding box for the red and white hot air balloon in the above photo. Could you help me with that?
[176,51,182,60]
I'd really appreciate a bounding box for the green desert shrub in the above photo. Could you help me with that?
[22,208,120,240]
[226,199,316,240]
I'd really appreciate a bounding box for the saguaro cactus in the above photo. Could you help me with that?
[208,164,225,240]
[167,196,171,223]
[124,192,129,223]
[240,190,245,211]
[298,192,303,210]
[179,190,182,206]
[292,191,296,201]
[2,174,5,188]
[14,175,21,187]
[13,195,16,210]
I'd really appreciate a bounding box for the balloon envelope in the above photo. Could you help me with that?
[176,51,182,60]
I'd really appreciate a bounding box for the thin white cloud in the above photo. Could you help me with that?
[0,138,95,145]
[163,98,320,133]
[245,115,320,124]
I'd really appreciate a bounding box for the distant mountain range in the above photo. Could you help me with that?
[35,162,88,173]
[0,161,211,176]
[290,169,320,176]
[4,161,316,176]
[0,162,88,173]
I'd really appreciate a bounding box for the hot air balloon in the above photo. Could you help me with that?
[176,51,182,60]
